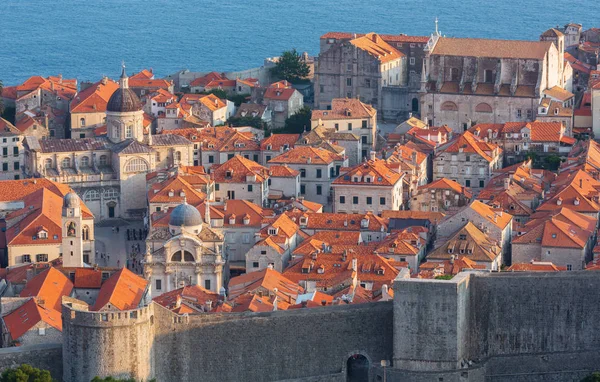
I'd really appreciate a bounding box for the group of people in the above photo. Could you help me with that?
[126,228,147,241]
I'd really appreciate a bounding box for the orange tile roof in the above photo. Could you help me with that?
[213,199,269,227]
[148,175,206,205]
[386,143,428,165]
[230,293,274,312]
[228,268,304,303]
[199,93,227,111]
[507,262,567,272]
[189,72,226,88]
[419,178,472,198]
[205,79,236,89]
[468,200,513,230]
[129,78,172,90]
[72,268,103,288]
[321,32,429,44]
[263,87,297,101]
[20,267,73,311]
[289,211,387,232]
[312,98,376,120]
[442,131,498,162]
[3,299,62,340]
[268,165,299,178]
[71,79,119,113]
[428,222,501,263]
[212,155,269,183]
[333,158,402,186]
[17,75,77,101]
[432,37,553,60]
[544,86,574,101]
[91,268,148,311]
[1,85,18,100]
[260,134,299,151]
[130,69,154,80]
[153,285,220,311]
[381,210,445,222]
[269,146,344,165]
[349,33,404,63]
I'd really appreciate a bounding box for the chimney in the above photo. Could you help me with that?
[369,151,376,161]
[352,257,358,272]
[205,300,213,311]
[272,288,278,311]
[342,250,347,261]
[488,129,493,139]
[411,151,417,165]
[504,177,510,190]
[267,263,274,270]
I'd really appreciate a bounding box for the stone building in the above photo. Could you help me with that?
[0,118,47,180]
[512,208,596,270]
[259,133,298,164]
[23,66,194,221]
[268,146,348,208]
[433,131,503,190]
[562,23,582,48]
[212,155,269,206]
[315,33,407,114]
[144,201,225,297]
[296,126,360,166]
[331,156,404,215]
[421,30,570,132]
[411,177,472,214]
[262,81,304,129]
[69,78,119,138]
[311,98,377,155]
[470,121,575,165]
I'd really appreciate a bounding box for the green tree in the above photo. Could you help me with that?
[0,364,54,382]
[227,116,266,130]
[227,94,250,107]
[544,154,562,171]
[270,49,310,83]
[282,106,312,133]
[434,275,454,280]
[204,88,227,99]
[581,373,600,382]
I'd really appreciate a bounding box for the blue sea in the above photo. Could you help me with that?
[0,0,597,86]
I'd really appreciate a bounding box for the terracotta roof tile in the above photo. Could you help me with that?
[312,98,376,120]
[91,268,148,311]
[432,37,553,60]
[212,155,269,183]
[71,79,119,113]
[349,33,404,63]
[260,134,299,151]
[20,267,73,311]
[334,159,402,186]
[320,32,428,44]
[3,299,62,340]
[269,146,344,165]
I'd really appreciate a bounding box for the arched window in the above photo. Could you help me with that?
[61,157,71,168]
[84,190,100,201]
[82,225,90,241]
[124,158,149,173]
[125,125,133,139]
[99,155,108,166]
[80,118,86,127]
[183,251,194,262]
[475,103,493,113]
[441,101,458,111]
[44,159,53,169]
[175,151,182,162]
[80,156,90,167]
[67,222,76,237]
[170,250,194,262]
[104,189,118,199]
[171,252,182,262]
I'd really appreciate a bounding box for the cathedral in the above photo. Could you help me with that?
[22,66,194,221]
[144,200,225,297]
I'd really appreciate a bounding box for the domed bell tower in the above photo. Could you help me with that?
[106,64,145,143]
[62,192,85,267]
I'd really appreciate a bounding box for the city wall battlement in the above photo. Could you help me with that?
[12,271,600,381]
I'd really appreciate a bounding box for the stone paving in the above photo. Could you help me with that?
[94,219,146,274]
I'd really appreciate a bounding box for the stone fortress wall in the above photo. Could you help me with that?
[15,271,600,381]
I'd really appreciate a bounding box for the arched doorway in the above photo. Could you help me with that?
[107,202,116,218]
[346,354,369,382]
[411,97,419,113]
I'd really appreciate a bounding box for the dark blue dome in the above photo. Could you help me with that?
[169,203,202,227]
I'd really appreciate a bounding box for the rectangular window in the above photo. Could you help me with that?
[348,123,352,131]
[366,197,372,205]
[2,163,7,171]
[247,185,253,192]
[526,109,533,119]
[204,280,211,290]
[300,184,306,194]
[319,85,324,93]
[347,63,352,71]
[353,196,358,204]
[566,264,572,271]
[465,179,471,187]
[13,147,18,156]
[362,120,367,128]
[266,155,271,162]
[361,136,368,144]
[156,279,162,291]
[252,262,259,268]
[346,78,352,86]
[253,154,259,162]
[22,254,31,263]
[13,162,19,170]
[215,184,220,191]
[479,180,485,188]
[36,254,48,262]
[208,155,214,163]
[334,123,339,131]
[340,196,346,204]
[517,109,522,118]
[380,197,386,205]
[410,57,415,65]
[2,148,7,157]
[300,169,306,178]
[228,154,234,160]
[316,169,322,178]
[365,79,371,88]
[316,185,322,195]
[242,233,250,244]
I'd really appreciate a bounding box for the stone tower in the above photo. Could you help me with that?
[106,64,144,143]
[540,28,566,87]
[62,192,84,267]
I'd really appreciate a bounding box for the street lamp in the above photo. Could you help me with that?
[380,360,390,382]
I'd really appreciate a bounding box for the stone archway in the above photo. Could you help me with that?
[346,354,369,382]
[411,97,419,113]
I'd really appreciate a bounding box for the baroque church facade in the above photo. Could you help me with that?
[144,201,225,297]
[23,66,194,221]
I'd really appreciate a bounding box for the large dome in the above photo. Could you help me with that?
[106,87,141,113]
[169,203,202,227]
